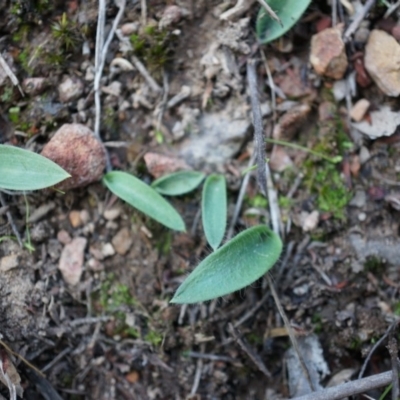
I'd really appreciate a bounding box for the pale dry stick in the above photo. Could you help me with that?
[69,316,112,327]
[141,0,147,26]
[155,70,169,134]
[226,152,256,241]
[331,0,337,26]
[358,320,399,379]
[343,0,376,42]
[94,0,126,172]
[384,0,400,18]
[228,323,271,378]
[187,351,240,365]
[190,343,205,396]
[255,0,281,23]
[260,49,276,120]
[294,370,395,400]
[247,61,282,236]
[233,290,270,328]
[247,60,267,197]
[0,192,22,247]
[131,55,162,94]
[41,348,71,373]
[388,335,399,400]
[0,53,23,96]
[267,274,316,392]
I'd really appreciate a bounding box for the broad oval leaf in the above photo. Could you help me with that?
[170,225,282,304]
[103,171,185,232]
[0,144,70,190]
[202,174,227,251]
[151,171,205,196]
[256,0,311,44]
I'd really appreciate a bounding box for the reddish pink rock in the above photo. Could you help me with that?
[41,124,106,190]
[310,24,348,79]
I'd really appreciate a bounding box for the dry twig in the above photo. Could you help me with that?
[94,0,126,172]
[228,323,271,378]
[343,0,376,42]
[358,320,399,379]
[294,370,395,400]
[388,334,399,400]
[0,192,22,247]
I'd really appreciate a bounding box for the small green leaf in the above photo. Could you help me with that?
[0,144,70,190]
[256,0,312,44]
[170,225,282,304]
[103,171,185,232]
[202,174,227,251]
[151,171,205,196]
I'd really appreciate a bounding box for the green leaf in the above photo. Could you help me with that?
[103,171,185,232]
[256,0,312,44]
[0,144,70,190]
[202,174,227,251]
[151,171,205,196]
[170,225,282,304]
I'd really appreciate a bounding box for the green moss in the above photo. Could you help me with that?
[51,12,80,50]
[246,193,268,208]
[130,24,175,76]
[311,313,323,333]
[364,256,385,273]
[145,330,163,346]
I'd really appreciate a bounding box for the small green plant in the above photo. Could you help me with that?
[130,24,175,74]
[103,168,282,304]
[51,12,80,50]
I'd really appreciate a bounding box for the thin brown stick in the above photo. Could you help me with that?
[359,320,398,379]
[247,60,267,197]
[388,335,399,400]
[228,323,271,378]
[294,370,395,400]
[267,275,315,392]
[0,339,44,377]
[0,192,22,247]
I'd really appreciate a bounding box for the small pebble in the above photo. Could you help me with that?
[102,243,115,258]
[80,210,90,225]
[350,99,370,122]
[104,208,121,221]
[58,76,84,103]
[112,227,133,255]
[358,212,367,221]
[0,254,19,272]
[350,190,366,208]
[57,229,72,245]
[69,210,83,228]
[120,22,139,36]
[87,258,104,271]
[58,237,87,286]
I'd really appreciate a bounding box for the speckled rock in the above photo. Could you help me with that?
[41,124,106,190]
[310,24,348,79]
[58,76,84,103]
[364,30,400,96]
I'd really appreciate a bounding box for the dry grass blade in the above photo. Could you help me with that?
[255,0,282,24]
